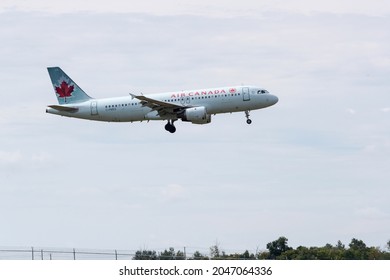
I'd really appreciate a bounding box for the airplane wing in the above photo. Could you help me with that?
[131,93,187,117]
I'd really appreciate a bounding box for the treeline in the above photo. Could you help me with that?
[133,237,390,260]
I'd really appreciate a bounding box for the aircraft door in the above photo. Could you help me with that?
[91,101,98,115]
[243,87,250,101]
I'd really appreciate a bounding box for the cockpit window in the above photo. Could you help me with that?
[257,89,269,94]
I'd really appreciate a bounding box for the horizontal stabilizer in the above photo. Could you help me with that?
[47,105,79,113]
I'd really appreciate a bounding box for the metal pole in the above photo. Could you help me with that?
[41,249,44,260]
[115,250,118,260]
[32,247,34,260]
[73,248,76,260]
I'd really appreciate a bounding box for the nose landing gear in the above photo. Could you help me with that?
[164,120,176,133]
[245,110,252,124]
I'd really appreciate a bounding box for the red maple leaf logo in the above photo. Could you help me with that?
[55,81,74,98]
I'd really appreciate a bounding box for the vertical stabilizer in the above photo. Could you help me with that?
[47,67,92,104]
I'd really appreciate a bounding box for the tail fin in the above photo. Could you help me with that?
[47,67,92,104]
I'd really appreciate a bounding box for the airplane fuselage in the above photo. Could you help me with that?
[46,85,278,123]
[46,67,278,133]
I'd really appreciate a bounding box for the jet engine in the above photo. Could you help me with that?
[181,106,211,124]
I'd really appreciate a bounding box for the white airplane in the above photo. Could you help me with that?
[46,67,278,133]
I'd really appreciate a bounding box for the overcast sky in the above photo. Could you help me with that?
[0,1,389,255]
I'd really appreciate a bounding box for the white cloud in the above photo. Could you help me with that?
[31,152,52,163]
[0,150,52,167]
[0,5,389,251]
[0,150,22,164]
[1,0,390,16]
[355,207,389,220]
[161,184,186,201]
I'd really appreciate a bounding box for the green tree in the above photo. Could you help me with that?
[133,250,157,260]
[257,251,270,259]
[367,247,383,260]
[210,243,225,259]
[175,250,185,260]
[191,251,209,260]
[336,240,345,250]
[135,238,390,261]
[279,246,314,260]
[345,238,368,260]
[311,243,346,260]
[221,250,256,260]
[240,250,256,260]
[266,236,293,259]
[159,247,177,260]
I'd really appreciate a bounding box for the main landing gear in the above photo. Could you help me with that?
[165,120,176,133]
[245,110,252,124]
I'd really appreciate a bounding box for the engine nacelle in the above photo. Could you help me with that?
[181,106,211,124]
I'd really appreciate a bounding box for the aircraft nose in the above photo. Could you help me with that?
[269,94,278,106]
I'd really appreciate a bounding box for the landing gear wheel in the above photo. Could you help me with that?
[164,120,176,133]
[244,110,252,124]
